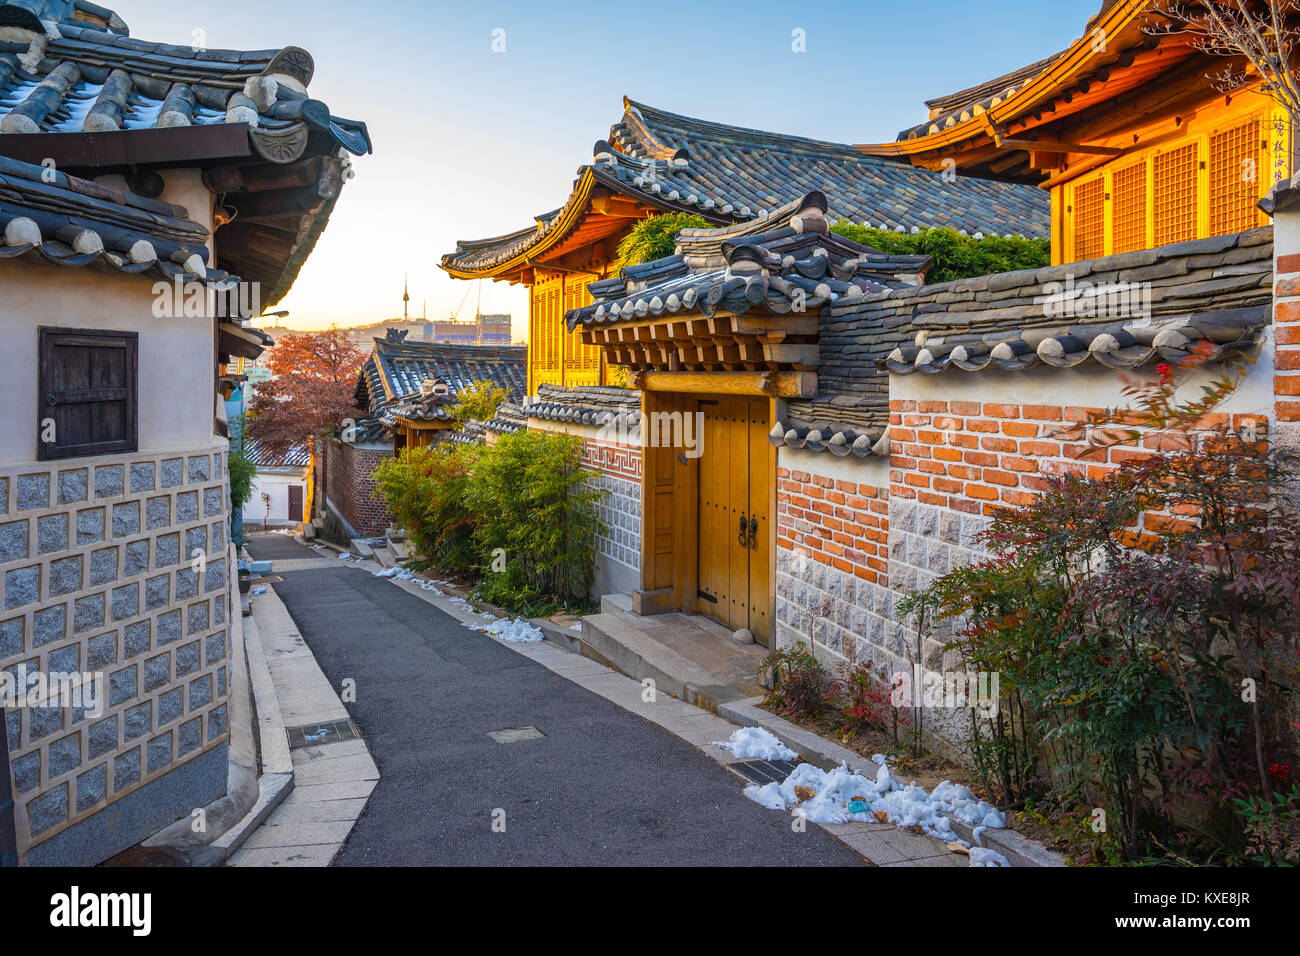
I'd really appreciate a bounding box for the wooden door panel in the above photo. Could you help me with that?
[697,399,729,618]
[726,396,751,631]
[747,397,772,645]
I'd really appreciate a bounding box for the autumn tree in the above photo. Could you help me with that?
[246,329,366,457]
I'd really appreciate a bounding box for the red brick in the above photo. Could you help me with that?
[1276,284,1300,305]
[983,468,1019,487]
[917,401,949,413]
[1277,325,1300,346]
[1278,253,1300,275]
[1276,401,1300,422]
[904,472,931,489]
[1275,374,1300,396]
[1020,405,1063,421]
[1001,421,1040,438]
[917,491,949,506]
[934,447,963,462]
[890,400,916,412]
[966,418,999,433]
[980,436,1018,452]
[1018,440,1059,456]
[934,477,963,494]
[1001,455,1040,473]
[950,401,982,415]
[1276,350,1300,370]
[983,403,1019,418]
[963,451,1000,467]
[966,483,999,501]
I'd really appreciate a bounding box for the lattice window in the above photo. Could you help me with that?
[1153,143,1199,246]
[1072,178,1105,261]
[1112,161,1148,254]
[1210,117,1261,236]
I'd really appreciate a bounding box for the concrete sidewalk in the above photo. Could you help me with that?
[227,561,379,867]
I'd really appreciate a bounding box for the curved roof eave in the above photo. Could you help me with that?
[859,0,1151,159]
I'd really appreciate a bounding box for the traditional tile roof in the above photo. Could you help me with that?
[355,337,527,417]
[351,337,527,442]
[0,0,371,306]
[567,192,929,329]
[526,383,641,431]
[0,0,370,155]
[442,97,1049,277]
[847,229,1273,377]
[242,438,308,469]
[898,49,1065,142]
[0,152,242,288]
[482,400,527,436]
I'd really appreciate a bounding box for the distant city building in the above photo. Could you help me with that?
[425,314,512,345]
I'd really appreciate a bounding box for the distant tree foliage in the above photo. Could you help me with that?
[614,213,713,267]
[829,223,1050,284]
[450,378,508,423]
[247,329,366,458]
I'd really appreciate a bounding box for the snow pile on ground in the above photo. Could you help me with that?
[735,739,1006,846]
[467,617,545,644]
[337,551,353,560]
[968,847,1011,867]
[712,727,799,761]
[371,566,446,595]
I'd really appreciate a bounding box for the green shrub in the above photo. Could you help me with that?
[760,645,832,723]
[901,353,1300,863]
[371,444,481,574]
[451,378,508,423]
[615,212,713,267]
[829,222,1049,283]
[372,432,603,611]
[467,430,602,607]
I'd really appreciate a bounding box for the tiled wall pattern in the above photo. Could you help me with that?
[586,470,641,576]
[0,442,232,854]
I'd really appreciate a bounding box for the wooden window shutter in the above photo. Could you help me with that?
[1111,161,1148,255]
[1153,143,1199,246]
[1072,178,1105,262]
[38,328,138,460]
[1209,117,1262,236]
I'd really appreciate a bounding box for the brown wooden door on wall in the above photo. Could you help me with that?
[696,396,770,645]
[287,485,304,522]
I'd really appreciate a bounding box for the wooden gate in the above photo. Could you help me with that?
[287,484,304,522]
[696,396,771,644]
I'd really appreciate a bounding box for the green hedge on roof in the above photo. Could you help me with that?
[830,222,1050,284]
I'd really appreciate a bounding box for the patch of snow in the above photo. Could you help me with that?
[738,751,1008,847]
[712,727,798,761]
[250,586,267,596]
[467,617,545,643]
[969,847,1011,867]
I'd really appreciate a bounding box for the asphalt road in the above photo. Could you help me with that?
[246,535,864,866]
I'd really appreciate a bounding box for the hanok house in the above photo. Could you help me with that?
[553,0,1293,734]
[314,332,526,541]
[0,0,369,864]
[240,440,310,530]
[443,97,1049,604]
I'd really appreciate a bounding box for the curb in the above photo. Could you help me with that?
[189,597,295,865]
[717,696,1067,867]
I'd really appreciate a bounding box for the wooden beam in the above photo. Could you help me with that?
[999,137,1122,156]
[638,370,817,398]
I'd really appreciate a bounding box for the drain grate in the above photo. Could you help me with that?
[486,726,545,744]
[726,758,800,785]
[286,718,361,749]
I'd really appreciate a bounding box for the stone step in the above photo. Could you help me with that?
[349,539,375,558]
[580,613,742,713]
[370,546,394,569]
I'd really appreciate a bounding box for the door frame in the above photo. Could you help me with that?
[634,388,780,647]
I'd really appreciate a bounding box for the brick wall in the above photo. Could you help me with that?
[1275,250,1300,426]
[323,439,394,539]
[775,469,888,585]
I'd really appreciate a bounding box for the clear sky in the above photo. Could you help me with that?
[127,0,1102,336]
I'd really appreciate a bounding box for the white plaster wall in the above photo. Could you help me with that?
[0,260,216,466]
[242,470,307,526]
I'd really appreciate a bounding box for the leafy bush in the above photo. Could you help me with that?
[372,432,602,611]
[615,212,713,267]
[832,661,896,738]
[451,378,508,423]
[466,430,603,607]
[760,645,832,723]
[901,352,1300,863]
[371,444,481,574]
[829,222,1049,283]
